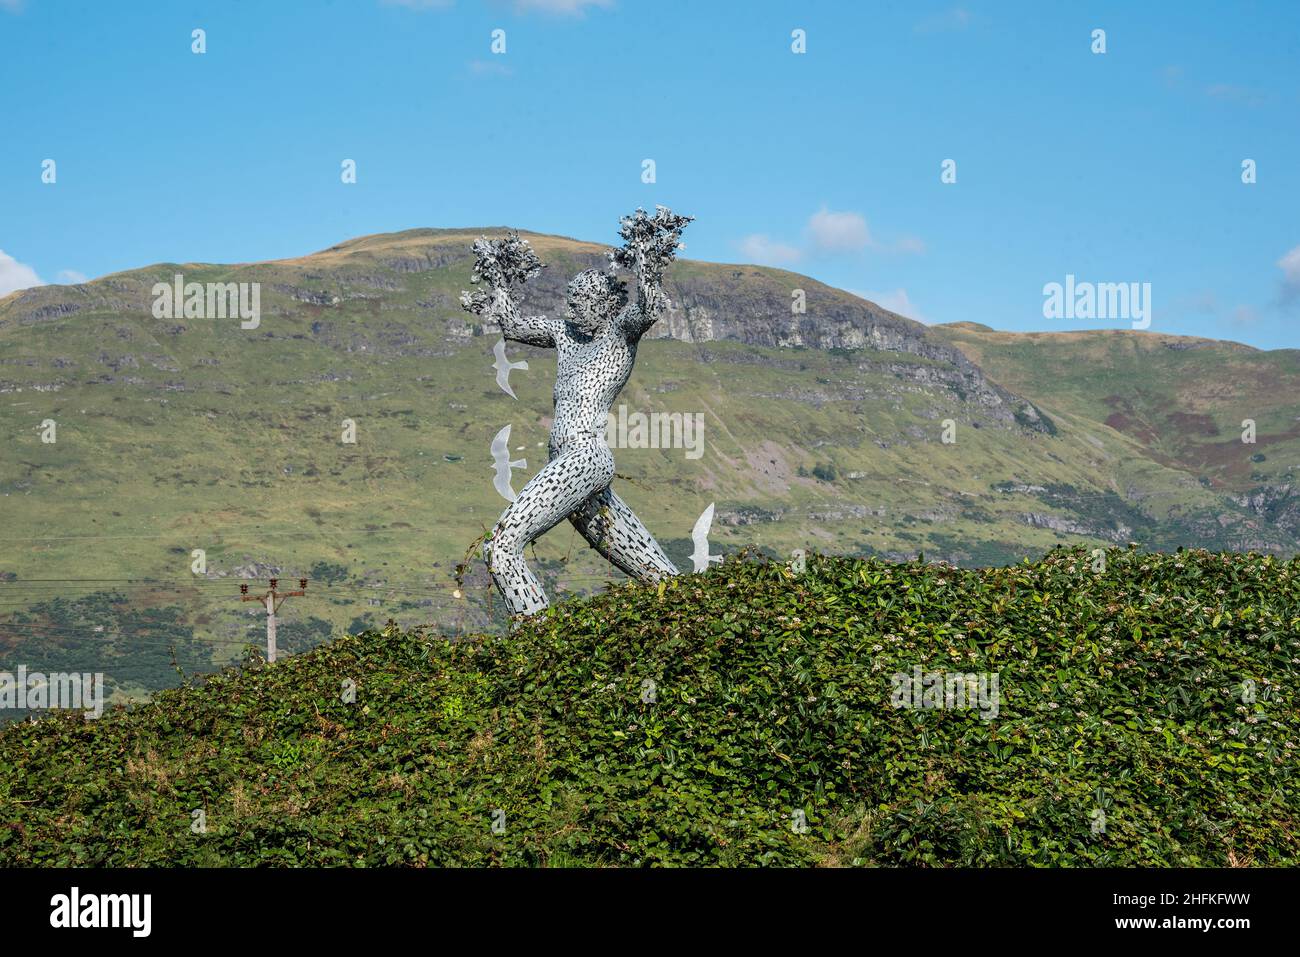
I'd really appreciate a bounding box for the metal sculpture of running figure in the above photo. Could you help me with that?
[460,206,693,616]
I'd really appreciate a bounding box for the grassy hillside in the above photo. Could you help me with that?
[935,323,1300,496]
[2,547,1296,867]
[2,229,1298,714]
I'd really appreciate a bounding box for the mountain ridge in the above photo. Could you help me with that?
[8,229,1287,357]
[1,227,1050,434]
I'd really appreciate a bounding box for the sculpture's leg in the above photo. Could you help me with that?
[485,439,614,616]
[569,485,679,581]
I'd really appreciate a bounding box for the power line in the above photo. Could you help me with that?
[0,616,471,649]
[0,627,270,650]
[0,573,620,586]
[0,524,465,543]
[0,578,622,599]
[0,605,466,633]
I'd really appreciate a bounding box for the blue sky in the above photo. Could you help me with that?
[2,0,1298,347]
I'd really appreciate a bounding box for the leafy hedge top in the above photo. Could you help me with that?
[2,546,1297,866]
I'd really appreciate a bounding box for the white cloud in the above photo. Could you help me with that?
[513,0,613,14]
[0,0,26,13]
[0,250,43,297]
[1205,83,1265,107]
[1278,245,1300,284]
[852,287,928,323]
[738,206,924,268]
[915,7,973,33]
[469,59,513,77]
[57,269,88,284]
[1279,245,1300,303]
[380,0,453,9]
[806,207,872,254]
[737,234,802,267]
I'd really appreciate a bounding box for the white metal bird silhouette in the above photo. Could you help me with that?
[492,338,529,399]
[689,502,723,572]
[490,424,528,502]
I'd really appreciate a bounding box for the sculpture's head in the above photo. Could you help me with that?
[564,269,627,336]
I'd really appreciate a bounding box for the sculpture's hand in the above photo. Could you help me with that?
[609,207,692,321]
[461,232,556,348]
[610,206,692,282]
[460,232,545,316]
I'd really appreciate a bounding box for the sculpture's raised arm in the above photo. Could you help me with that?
[610,206,692,338]
[460,233,556,348]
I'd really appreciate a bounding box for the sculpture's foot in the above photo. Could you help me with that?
[484,538,549,617]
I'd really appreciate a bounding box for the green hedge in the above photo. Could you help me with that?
[1,545,1296,866]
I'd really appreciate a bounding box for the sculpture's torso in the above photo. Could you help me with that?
[548,316,637,453]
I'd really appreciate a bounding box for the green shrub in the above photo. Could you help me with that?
[1,545,1296,867]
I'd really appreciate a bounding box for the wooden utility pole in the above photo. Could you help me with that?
[240,578,307,663]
